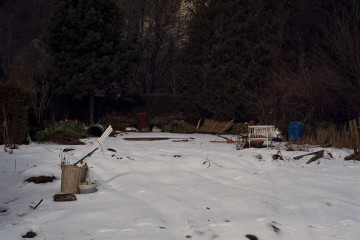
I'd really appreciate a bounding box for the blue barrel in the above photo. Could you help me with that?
[87,124,104,137]
[288,122,304,142]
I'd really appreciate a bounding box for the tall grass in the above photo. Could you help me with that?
[300,123,353,148]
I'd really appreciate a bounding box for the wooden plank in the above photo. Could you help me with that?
[221,119,235,133]
[210,121,219,132]
[196,119,201,131]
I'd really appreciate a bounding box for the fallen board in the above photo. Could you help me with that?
[53,193,77,202]
[197,119,235,133]
[123,137,170,141]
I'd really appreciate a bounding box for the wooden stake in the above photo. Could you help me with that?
[353,119,360,153]
[349,120,357,153]
[196,119,201,131]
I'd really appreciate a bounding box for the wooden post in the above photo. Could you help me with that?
[353,120,360,153]
[349,120,356,153]
[196,119,201,131]
[61,165,88,194]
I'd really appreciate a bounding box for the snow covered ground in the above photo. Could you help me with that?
[0,132,359,240]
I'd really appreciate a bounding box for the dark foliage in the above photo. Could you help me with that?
[0,81,30,144]
[43,0,139,123]
[174,0,286,121]
[1,0,359,130]
[35,121,87,145]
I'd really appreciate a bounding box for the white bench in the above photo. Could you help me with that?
[248,125,276,147]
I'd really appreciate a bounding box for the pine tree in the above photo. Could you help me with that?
[174,0,285,120]
[43,0,137,124]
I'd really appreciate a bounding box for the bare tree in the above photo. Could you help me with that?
[8,41,54,126]
[317,0,360,118]
[118,0,185,93]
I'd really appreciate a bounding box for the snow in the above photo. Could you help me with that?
[0,132,359,240]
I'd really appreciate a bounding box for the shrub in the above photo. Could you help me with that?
[152,114,196,133]
[98,115,136,131]
[300,122,352,148]
[35,121,87,145]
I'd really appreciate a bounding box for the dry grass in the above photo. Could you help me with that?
[300,123,352,148]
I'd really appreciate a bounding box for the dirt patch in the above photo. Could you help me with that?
[124,137,170,141]
[42,132,85,145]
[22,231,37,238]
[245,234,258,240]
[63,148,75,152]
[25,176,56,184]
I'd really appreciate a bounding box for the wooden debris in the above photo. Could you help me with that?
[197,118,235,133]
[344,153,360,161]
[306,150,325,164]
[272,150,283,160]
[216,134,233,143]
[293,150,325,164]
[54,193,77,202]
[124,137,170,141]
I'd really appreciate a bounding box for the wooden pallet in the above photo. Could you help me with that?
[197,119,235,134]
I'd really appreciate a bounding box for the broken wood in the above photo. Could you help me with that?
[53,193,77,202]
[344,153,360,161]
[293,150,325,164]
[196,119,201,131]
[221,119,235,133]
[293,150,324,160]
[306,150,325,164]
[210,121,219,132]
[197,119,235,133]
[216,134,233,143]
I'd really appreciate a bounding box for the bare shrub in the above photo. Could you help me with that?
[9,43,54,126]
[300,123,352,148]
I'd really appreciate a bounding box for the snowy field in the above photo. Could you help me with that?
[0,132,359,240]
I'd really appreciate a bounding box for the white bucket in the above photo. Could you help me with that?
[78,182,97,194]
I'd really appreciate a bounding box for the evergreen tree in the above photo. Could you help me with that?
[174,0,285,121]
[43,0,137,123]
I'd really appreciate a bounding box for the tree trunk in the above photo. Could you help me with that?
[89,91,95,125]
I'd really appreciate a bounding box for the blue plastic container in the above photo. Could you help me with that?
[288,122,304,142]
[87,124,104,137]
